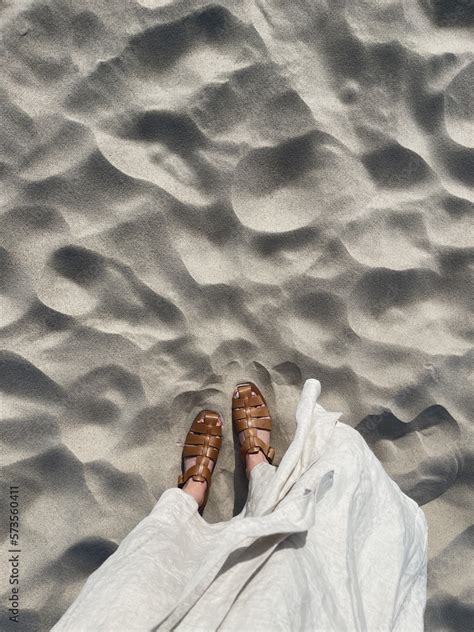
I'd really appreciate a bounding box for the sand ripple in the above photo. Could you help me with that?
[0,1,472,629]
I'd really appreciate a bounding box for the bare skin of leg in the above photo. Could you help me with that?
[182,415,222,507]
[233,387,271,479]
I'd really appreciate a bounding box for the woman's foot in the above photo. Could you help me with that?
[232,383,274,478]
[181,412,222,508]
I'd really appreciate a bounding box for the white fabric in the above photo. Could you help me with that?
[53,379,428,631]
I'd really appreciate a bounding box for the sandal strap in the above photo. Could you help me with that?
[178,411,222,495]
[232,383,275,465]
[232,394,262,409]
[183,444,219,460]
[239,433,274,461]
[233,405,270,421]
[178,459,212,487]
[190,420,222,435]
[184,433,222,449]
[234,416,272,432]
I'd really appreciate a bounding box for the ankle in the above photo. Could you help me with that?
[245,451,267,477]
[182,479,206,506]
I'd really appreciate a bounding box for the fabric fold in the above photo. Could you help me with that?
[52,379,427,632]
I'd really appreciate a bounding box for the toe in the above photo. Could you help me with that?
[206,411,222,428]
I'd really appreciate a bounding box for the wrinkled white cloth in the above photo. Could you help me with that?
[53,379,428,631]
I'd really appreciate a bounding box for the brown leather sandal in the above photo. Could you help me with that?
[177,410,222,513]
[232,382,275,475]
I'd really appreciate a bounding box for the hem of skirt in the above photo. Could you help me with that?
[249,460,274,480]
[150,487,200,517]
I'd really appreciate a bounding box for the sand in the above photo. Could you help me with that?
[0,1,472,629]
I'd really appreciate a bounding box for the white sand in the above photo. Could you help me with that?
[0,1,472,629]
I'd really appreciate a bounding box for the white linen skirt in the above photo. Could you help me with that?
[52,379,428,631]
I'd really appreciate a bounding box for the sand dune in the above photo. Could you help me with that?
[0,1,472,629]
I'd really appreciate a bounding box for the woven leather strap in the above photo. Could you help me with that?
[232,384,275,464]
[178,412,222,487]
